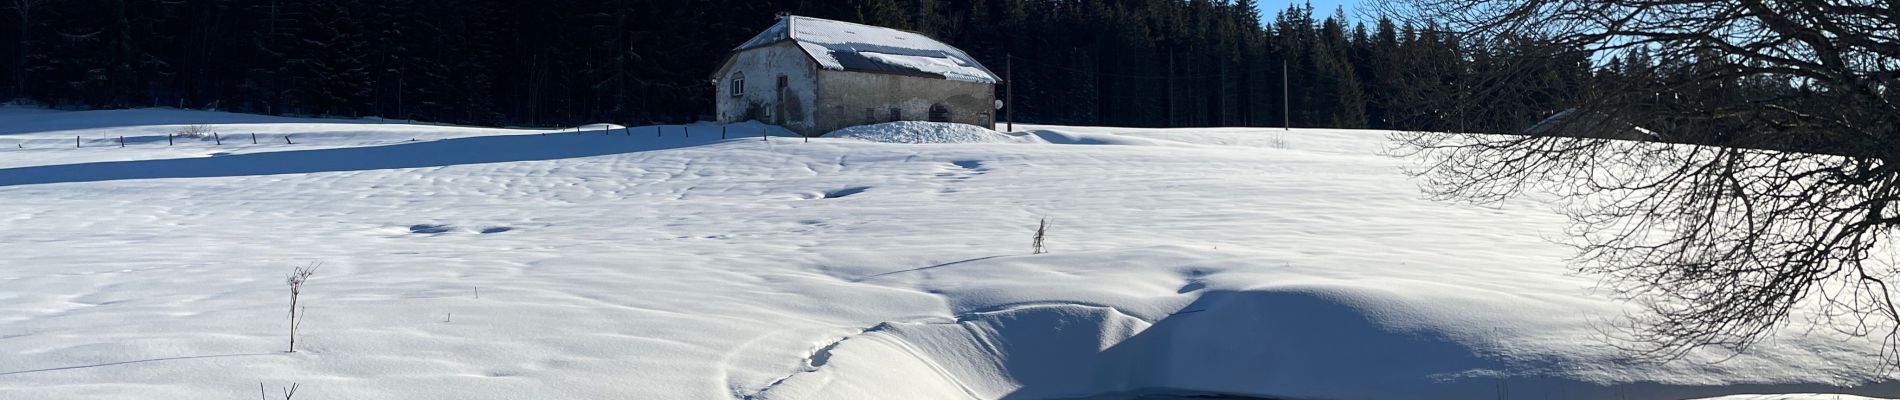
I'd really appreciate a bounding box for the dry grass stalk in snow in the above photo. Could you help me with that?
[286,263,318,353]
[259,382,300,400]
[1033,217,1050,255]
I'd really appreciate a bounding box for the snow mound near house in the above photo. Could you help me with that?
[827,121,1035,144]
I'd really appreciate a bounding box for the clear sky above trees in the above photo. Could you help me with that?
[1260,0,1359,20]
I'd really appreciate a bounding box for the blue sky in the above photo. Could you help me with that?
[1256,0,1361,20]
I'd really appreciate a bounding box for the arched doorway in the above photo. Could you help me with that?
[928,104,951,122]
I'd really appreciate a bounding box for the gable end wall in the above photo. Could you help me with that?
[714,42,819,134]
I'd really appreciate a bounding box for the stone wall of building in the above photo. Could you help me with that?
[813,70,996,136]
[714,42,998,137]
[713,42,820,134]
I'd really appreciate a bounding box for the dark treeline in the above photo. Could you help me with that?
[4,0,1621,131]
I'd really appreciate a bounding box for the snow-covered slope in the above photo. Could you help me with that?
[0,110,1893,400]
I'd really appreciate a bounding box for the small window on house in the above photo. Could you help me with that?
[928,104,951,122]
[888,108,902,122]
[730,72,745,97]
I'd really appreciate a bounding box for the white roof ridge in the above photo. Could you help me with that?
[731,15,1000,83]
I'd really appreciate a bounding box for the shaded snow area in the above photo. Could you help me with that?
[0,108,1894,399]
[736,16,999,84]
[827,121,1037,144]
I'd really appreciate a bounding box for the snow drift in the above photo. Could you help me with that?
[0,108,1894,400]
[827,121,1034,144]
[760,247,1900,399]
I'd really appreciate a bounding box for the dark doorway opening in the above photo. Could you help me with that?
[928,104,951,122]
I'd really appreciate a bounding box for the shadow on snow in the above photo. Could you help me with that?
[0,131,749,187]
[987,288,1900,399]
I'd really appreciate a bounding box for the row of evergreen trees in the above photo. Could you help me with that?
[3,0,1611,132]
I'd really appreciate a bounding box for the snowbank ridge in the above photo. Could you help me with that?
[828,121,1032,144]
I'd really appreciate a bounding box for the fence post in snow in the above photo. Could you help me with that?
[722,125,728,139]
[168,134,173,146]
[214,133,222,145]
[119,136,124,147]
[286,135,293,144]
[683,126,689,138]
[657,125,662,138]
[252,132,258,144]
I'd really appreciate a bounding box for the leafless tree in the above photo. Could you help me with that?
[1379,0,1900,366]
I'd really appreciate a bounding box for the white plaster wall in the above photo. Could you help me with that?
[714,42,819,134]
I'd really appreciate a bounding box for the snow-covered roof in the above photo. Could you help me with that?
[733,16,1000,84]
[1526,108,1662,140]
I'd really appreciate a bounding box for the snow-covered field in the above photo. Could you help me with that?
[0,108,1893,399]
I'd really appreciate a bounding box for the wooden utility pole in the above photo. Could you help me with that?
[1283,60,1290,131]
[1004,55,1014,132]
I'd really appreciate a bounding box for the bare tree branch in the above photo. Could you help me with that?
[1382,0,1900,368]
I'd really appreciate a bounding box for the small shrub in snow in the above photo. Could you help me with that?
[175,124,213,138]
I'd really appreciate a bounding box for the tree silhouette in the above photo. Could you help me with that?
[1383,0,1900,366]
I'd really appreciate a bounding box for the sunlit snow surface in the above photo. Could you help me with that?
[0,109,1893,399]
